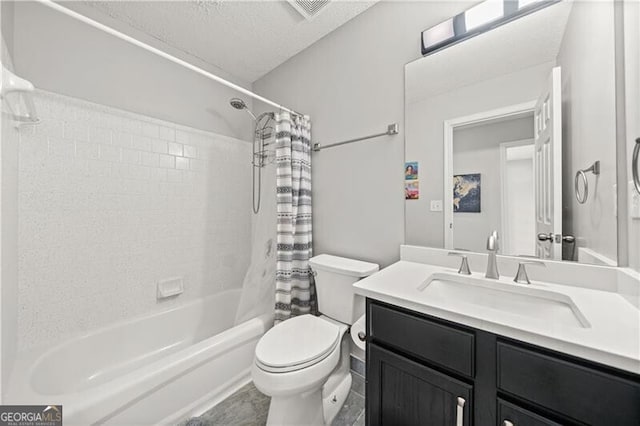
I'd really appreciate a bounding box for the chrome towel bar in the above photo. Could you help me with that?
[312,123,399,152]
[575,161,600,204]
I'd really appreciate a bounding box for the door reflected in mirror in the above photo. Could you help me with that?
[451,114,536,258]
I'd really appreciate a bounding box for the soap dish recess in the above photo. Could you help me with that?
[157,277,184,299]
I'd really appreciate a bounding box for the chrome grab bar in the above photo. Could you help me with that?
[574,161,600,204]
[633,138,640,195]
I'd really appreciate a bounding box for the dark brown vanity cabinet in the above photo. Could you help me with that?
[365,300,640,426]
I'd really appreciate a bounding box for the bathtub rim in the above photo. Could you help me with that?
[36,289,242,358]
[28,289,242,395]
[7,289,272,424]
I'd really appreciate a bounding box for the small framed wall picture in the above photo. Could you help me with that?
[405,180,419,200]
[453,173,481,212]
[405,161,419,200]
[405,162,418,180]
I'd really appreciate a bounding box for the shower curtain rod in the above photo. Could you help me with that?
[35,0,304,117]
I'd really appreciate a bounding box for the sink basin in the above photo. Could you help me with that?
[418,273,590,328]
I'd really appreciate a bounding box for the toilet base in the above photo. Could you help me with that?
[264,373,352,426]
[322,372,351,425]
[321,331,353,424]
[263,333,353,426]
[266,388,325,426]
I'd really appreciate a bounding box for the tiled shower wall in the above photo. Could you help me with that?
[17,90,252,352]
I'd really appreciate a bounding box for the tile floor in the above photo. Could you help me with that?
[182,372,365,426]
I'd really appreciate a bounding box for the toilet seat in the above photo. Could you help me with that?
[255,315,341,373]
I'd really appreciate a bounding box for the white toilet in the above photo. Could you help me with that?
[251,254,378,426]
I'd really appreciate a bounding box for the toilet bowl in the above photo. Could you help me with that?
[252,315,351,425]
[251,254,379,426]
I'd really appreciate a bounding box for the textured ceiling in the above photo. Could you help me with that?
[73,0,377,83]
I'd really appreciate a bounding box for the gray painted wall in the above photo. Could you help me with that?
[10,1,254,140]
[557,1,618,264]
[254,1,474,268]
[1,1,13,55]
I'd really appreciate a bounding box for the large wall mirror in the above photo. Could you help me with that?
[405,1,620,265]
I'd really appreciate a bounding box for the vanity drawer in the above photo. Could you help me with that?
[368,301,475,377]
[498,399,561,426]
[497,341,640,425]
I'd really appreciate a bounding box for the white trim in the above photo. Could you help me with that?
[499,139,535,255]
[443,101,536,248]
[551,67,564,260]
[34,0,303,117]
[578,247,618,267]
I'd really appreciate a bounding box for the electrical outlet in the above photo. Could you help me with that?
[430,200,443,211]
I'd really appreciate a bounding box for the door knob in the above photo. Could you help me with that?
[538,233,575,243]
[537,232,554,242]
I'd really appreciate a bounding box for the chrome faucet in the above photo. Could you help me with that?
[485,230,499,279]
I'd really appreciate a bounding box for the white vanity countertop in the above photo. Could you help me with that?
[353,260,640,375]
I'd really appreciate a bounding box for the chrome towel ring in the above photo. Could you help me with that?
[575,161,600,204]
[633,138,640,195]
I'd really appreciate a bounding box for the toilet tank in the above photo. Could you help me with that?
[309,254,379,324]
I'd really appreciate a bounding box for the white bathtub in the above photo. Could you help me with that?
[7,289,272,425]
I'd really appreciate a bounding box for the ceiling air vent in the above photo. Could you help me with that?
[287,0,331,20]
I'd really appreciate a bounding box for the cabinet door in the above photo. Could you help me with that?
[367,343,472,426]
[498,399,561,426]
[497,341,640,425]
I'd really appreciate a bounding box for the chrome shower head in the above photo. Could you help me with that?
[229,98,246,110]
[229,98,256,120]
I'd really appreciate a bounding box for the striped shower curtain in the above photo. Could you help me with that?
[274,112,314,323]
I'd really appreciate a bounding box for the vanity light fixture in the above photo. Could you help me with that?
[421,0,559,56]
[421,18,456,50]
[517,0,546,9]
[464,0,505,32]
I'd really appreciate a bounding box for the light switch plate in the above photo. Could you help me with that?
[430,200,443,211]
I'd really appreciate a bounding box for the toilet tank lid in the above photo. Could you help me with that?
[309,254,379,278]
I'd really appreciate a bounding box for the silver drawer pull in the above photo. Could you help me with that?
[456,397,465,426]
[503,421,514,426]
